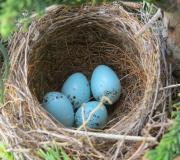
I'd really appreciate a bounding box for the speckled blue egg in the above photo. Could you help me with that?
[61,72,91,110]
[91,65,121,105]
[43,92,74,127]
[75,101,108,129]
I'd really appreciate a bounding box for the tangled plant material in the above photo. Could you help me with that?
[0,4,169,159]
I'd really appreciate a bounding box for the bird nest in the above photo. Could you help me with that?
[0,4,168,159]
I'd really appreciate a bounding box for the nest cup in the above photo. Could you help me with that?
[1,5,164,159]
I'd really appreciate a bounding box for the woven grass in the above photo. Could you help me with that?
[0,4,168,159]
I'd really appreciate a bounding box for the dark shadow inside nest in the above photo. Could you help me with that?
[27,23,146,128]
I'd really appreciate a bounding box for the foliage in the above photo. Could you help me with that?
[141,0,157,14]
[0,142,14,160]
[0,142,77,160]
[0,0,115,38]
[145,101,180,160]
[37,145,76,160]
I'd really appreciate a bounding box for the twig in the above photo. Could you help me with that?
[120,1,142,9]
[26,130,82,145]
[135,9,162,37]
[159,84,180,91]
[7,148,31,153]
[63,129,157,142]
[30,5,58,18]
[127,141,147,160]
[150,59,161,117]
[112,139,125,160]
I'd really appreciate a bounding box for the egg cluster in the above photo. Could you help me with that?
[42,65,121,129]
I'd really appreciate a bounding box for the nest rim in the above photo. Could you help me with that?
[1,4,166,159]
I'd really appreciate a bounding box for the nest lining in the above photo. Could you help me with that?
[1,5,166,159]
[28,20,146,129]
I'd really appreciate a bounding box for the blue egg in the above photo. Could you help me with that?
[75,101,108,129]
[43,92,74,127]
[61,72,91,110]
[91,65,121,105]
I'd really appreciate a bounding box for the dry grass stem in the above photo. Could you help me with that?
[63,129,157,142]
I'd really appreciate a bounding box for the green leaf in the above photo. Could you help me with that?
[60,147,71,160]
[37,145,72,160]
[0,143,14,160]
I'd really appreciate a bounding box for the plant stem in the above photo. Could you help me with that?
[63,128,157,142]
